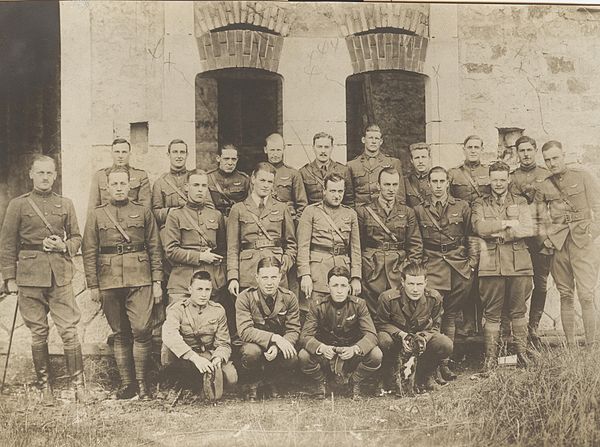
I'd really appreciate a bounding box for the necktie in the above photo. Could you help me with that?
[258,200,265,214]
[435,201,443,215]
[265,295,275,312]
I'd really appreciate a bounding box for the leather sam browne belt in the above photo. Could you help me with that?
[19,244,47,251]
[365,241,403,251]
[99,243,146,255]
[423,239,463,253]
[555,210,591,224]
[311,243,348,256]
[241,239,283,250]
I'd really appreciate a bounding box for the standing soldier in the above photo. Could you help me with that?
[0,155,92,404]
[227,162,297,297]
[347,124,405,207]
[297,173,362,314]
[357,167,422,315]
[88,138,151,212]
[299,266,382,399]
[207,144,250,218]
[405,142,433,208]
[535,140,600,347]
[472,161,534,370]
[236,257,300,400]
[448,135,491,337]
[83,168,163,400]
[413,166,478,381]
[510,136,552,346]
[299,132,353,206]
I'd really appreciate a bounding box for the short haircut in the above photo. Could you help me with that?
[265,132,284,147]
[190,270,212,284]
[257,256,282,273]
[378,166,400,184]
[327,265,351,282]
[30,154,56,170]
[313,132,334,146]
[409,142,430,157]
[188,169,208,181]
[364,124,382,135]
[541,140,563,152]
[252,162,276,178]
[324,172,345,189]
[514,135,537,151]
[463,135,483,147]
[218,144,238,156]
[107,166,130,181]
[401,261,427,279]
[428,166,448,181]
[167,139,188,153]
[488,160,511,176]
[112,138,131,151]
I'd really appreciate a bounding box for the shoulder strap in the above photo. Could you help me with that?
[26,197,58,235]
[243,203,273,241]
[102,207,132,243]
[317,205,347,243]
[421,205,455,241]
[208,173,234,204]
[461,167,482,197]
[162,175,188,202]
[548,175,577,211]
[364,206,398,243]
[181,207,213,247]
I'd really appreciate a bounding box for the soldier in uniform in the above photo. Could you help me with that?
[347,124,405,207]
[413,166,478,381]
[405,142,433,208]
[376,262,452,392]
[299,132,353,206]
[510,136,552,346]
[357,167,423,316]
[0,155,92,404]
[448,135,491,337]
[207,144,250,218]
[472,161,534,370]
[297,173,362,314]
[235,256,300,400]
[82,168,163,399]
[88,138,151,212]
[161,271,237,398]
[227,162,297,297]
[299,266,382,399]
[535,140,600,347]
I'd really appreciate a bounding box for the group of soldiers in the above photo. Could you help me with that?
[1,124,599,404]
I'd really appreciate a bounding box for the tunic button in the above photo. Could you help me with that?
[44,212,48,215]
[337,311,341,315]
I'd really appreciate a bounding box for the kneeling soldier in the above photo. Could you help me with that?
[299,266,382,399]
[376,262,452,393]
[236,256,300,401]
[162,271,237,400]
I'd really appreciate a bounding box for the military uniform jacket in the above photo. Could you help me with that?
[413,196,478,290]
[472,193,534,277]
[297,202,362,293]
[0,190,81,288]
[88,165,151,211]
[299,159,353,206]
[356,200,422,288]
[227,196,297,287]
[162,299,231,361]
[347,152,406,207]
[300,295,377,355]
[163,203,226,294]
[405,171,432,208]
[448,162,491,205]
[272,162,308,222]
[151,168,194,229]
[207,168,250,217]
[375,287,443,342]
[236,286,301,350]
[535,167,600,250]
[82,199,163,289]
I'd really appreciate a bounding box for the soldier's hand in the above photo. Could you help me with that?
[264,345,279,362]
[152,282,163,304]
[228,280,240,297]
[337,346,355,360]
[191,353,214,374]
[401,335,412,353]
[272,334,296,360]
[211,357,223,369]
[6,279,18,295]
[44,235,66,253]
[350,278,362,296]
[320,344,336,360]
[199,250,223,265]
[502,219,519,229]
[89,288,101,304]
[543,239,555,249]
[300,275,313,297]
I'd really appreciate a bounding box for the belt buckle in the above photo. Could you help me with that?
[564,214,572,223]
[256,240,269,249]
[440,244,448,254]
[333,246,342,256]
[116,244,125,255]
[382,242,390,251]
[496,237,504,244]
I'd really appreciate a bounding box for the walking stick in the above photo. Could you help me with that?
[1,295,19,393]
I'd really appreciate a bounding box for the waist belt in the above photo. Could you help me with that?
[99,243,146,255]
[241,239,283,250]
[483,237,505,245]
[365,241,403,251]
[311,243,348,256]
[423,239,463,253]
[19,244,46,251]
[556,210,591,224]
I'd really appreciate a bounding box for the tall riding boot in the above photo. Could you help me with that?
[561,301,576,347]
[580,301,597,347]
[351,361,379,399]
[512,318,530,368]
[482,323,500,373]
[113,339,137,399]
[64,345,95,404]
[302,364,327,398]
[31,344,56,406]
[133,339,153,400]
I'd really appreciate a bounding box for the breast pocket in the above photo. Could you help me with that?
[276,180,293,201]
[565,183,587,209]
[16,251,38,279]
[479,241,497,272]
[49,208,67,232]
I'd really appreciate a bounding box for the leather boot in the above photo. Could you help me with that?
[246,382,259,402]
[439,359,457,381]
[64,346,95,404]
[421,371,440,392]
[512,318,530,368]
[481,322,500,373]
[113,339,135,399]
[31,344,56,406]
[302,364,327,398]
[137,380,151,401]
[350,361,378,400]
[133,340,152,400]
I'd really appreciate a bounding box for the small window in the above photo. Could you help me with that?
[130,122,149,154]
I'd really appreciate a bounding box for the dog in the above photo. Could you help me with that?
[394,332,427,397]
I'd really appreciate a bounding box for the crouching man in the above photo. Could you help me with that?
[161,271,237,400]
[299,266,382,399]
[236,256,300,401]
[376,262,452,394]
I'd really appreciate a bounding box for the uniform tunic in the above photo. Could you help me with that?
[207,168,250,217]
[88,165,151,211]
[448,162,490,205]
[405,171,432,208]
[299,159,353,206]
[272,162,308,223]
[151,168,194,230]
[347,152,406,207]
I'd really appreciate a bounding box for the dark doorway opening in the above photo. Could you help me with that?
[346,70,426,174]
[0,1,61,227]
[196,68,283,175]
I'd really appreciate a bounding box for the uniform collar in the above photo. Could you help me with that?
[328,295,348,308]
[412,170,430,180]
[271,161,284,169]
[170,166,187,176]
[464,160,481,169]
[363,150,382,160]
[31,188,53,198]
[186,200,205,210]
[218,168,235,177]
[110,198,129,207]
[378,196,395,210]
[251,192,268,208]
[518,162,537,173]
